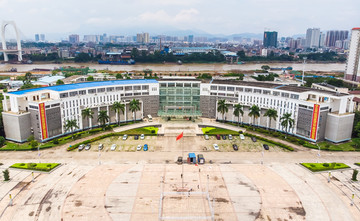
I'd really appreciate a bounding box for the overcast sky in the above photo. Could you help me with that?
[0,0,359,40]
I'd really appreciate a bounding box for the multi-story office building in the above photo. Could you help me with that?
[69,34,80,44]
[188,35,194,43]
[2,79,354,143]
[345,28,360,82]
[40,34,45,42]
[35,34,39,42]
[305,28,320,48]
[325,30,349,47]
[136,33,150,44]
[263,31,278,48]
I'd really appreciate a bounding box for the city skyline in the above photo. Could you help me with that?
[0,0,359,41]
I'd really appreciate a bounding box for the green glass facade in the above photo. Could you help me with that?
[158,81,202,117]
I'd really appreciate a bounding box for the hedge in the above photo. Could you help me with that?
[301,163,350,172]
[243,132,294,151]
[355,163,360,167]
[10,163,60,172]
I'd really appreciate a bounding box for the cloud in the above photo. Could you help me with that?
[137,8,199,26]
[85,17,113,25]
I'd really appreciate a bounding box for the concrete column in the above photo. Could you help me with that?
[107,105,110,124]
[3,97,8,111]
[349,98,355,112]
[124,103,127,122]
[339,98,347,114]
[141,101,144,119]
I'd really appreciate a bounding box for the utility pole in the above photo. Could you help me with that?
[302,57,307,85]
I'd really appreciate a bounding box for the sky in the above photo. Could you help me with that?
[0,0,359,40]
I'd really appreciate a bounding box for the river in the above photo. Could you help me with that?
[0,62,346,73]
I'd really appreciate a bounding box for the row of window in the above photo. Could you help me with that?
[160,82,200,88]
[210,85,300,100]
[60,85,151,98]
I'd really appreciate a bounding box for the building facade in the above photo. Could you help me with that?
[2,79,354,143]
[305,28,320,48]
[263,31,278,48]
[345,28,360,82]
[325,30,349,47]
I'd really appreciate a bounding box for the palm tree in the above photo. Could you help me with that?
[64,119,79,139]
[112,101,125,125]
[233,103,244,127]
[248,105,260,128]
[98,110,110,129]
[280,113,295,138]
[129,99,141,122]
[81,108,94,129]
[217,99,228,122]
[264,108,278,130]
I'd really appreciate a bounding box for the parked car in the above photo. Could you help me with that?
[177,156,183,165]
[140,134,145,140]
[98,143,104,150]
[134,135,139,140]
[232,144,238,151]
[216,134,221,140]
[85,144,91,151]
[197,154,205,164]
[240,134,245,140]
[204,134,209,140]
[137,145,142,151]
[110,144,117,151]
[123,134,128,140]
[251,137,257,142]
[78,144,85,151]
[263,144,269,150]
[143,144,148,151]
[228,134,233,140]
[222,135,227,140]
[213,144,219,150]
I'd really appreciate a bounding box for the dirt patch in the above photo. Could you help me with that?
[249,211,260,218]
[213,176,218,181]
[28,211,34,216]
[287,207,306,216]
[214,197,229,203]
[75,200,83,207]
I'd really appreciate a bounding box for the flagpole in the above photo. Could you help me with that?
[182,131,184,188]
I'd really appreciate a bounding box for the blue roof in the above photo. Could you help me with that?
[188,153,196,158]
[9,79,158,95]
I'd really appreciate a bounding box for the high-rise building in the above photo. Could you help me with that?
[136,33,150,44]
[40,34,45,42]
[69,34,80,44]
[345,28,360,82]
[263,31,278,48]
[35,34,39,42]
[325,30,349,47]
[305,28,320,48]
[188,35,194,43]
[319,32,326,48]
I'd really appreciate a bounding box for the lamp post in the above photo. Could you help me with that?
[316,144,321,163]
[302,57,307,85]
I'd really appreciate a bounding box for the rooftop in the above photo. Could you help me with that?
[8,79,158,96]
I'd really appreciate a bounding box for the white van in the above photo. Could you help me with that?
[147,115,153,122]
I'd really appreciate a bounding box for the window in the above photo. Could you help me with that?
[192,83,199,87]
[263,90,270,95]
[134,86,141,90]
[60,93,68,98]
[51,103,60,107]
[115,87,123,91]
[176,83,183,87]
[254,89,261,94]
[290,94,299,99]
[168,83,175,87]
[245,88,252,93]
[125,86,132,91]
[134,92,141,96]
[273,91,280,96]
[125,93,132,96]
[69,91,78,97]
[79,90,86,95]
[97,88,105,93]
[88,89,96,94]
[210,92,217,96]
[210,86,217,90]
[142,85,149,90]
[152,87,157,91]
[29,105,38,109]
[227,87,235,91]
[160,83,167,87]
[236,87,243,92]
[184,83,191,87]
[106,87,114,92]
[219,86,226,91]
[281,92,289,98]
[142,92,149,95]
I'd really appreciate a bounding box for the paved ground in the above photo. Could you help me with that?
[0,118,360,221]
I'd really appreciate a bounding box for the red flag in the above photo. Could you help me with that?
[176,132,183,141]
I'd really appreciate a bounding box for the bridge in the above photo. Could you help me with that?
[1,21,22,62]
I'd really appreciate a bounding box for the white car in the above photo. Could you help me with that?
[240,134,245,140]
[213,144,219,151]
[228,134,233,140]
[123,134,128,140]
[140,134,145,140]
[204,135,209,140]
[137,145,142,151]
[98,143,104,150]
[110,144,117,151]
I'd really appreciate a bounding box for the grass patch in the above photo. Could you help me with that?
[201,127,239,135]
[355,163,360,167]
[10,163,60,172]
[301,163,350,172]
[122,126,158,135]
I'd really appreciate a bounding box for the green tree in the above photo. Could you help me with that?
[233,103,244,126]
[23,72,32,84]
[129,99,141,122]
[261,65,270,71]
[97,110,109,129]
[56,79,64,85]
[217,99,228,122]
[87,76,94,81]
[280,113,295,138]
[64,119,79,138]
[0,136,5,146]
[81,108,94,128]
[3,169,9,181]
[264,108,278,130]
[115,73,122,79]
[30,140,39,149]
[112,101,125,125]
[248,105,260,128]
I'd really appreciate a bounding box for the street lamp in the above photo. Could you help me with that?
[302,57,307,85]
[316,144,321,163]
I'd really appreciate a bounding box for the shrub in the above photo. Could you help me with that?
[0,136,5,146]
[310,164,316,167]
[47,164,52,167]
[20,163,25,166]
[52,139,59,144]
[323,163,329,167]
[298,139,305,145]
[352,169,358,181]
[28,163,37,168]
[151,130,155,134]
[330,162,336,169]
[3,169,10,181]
